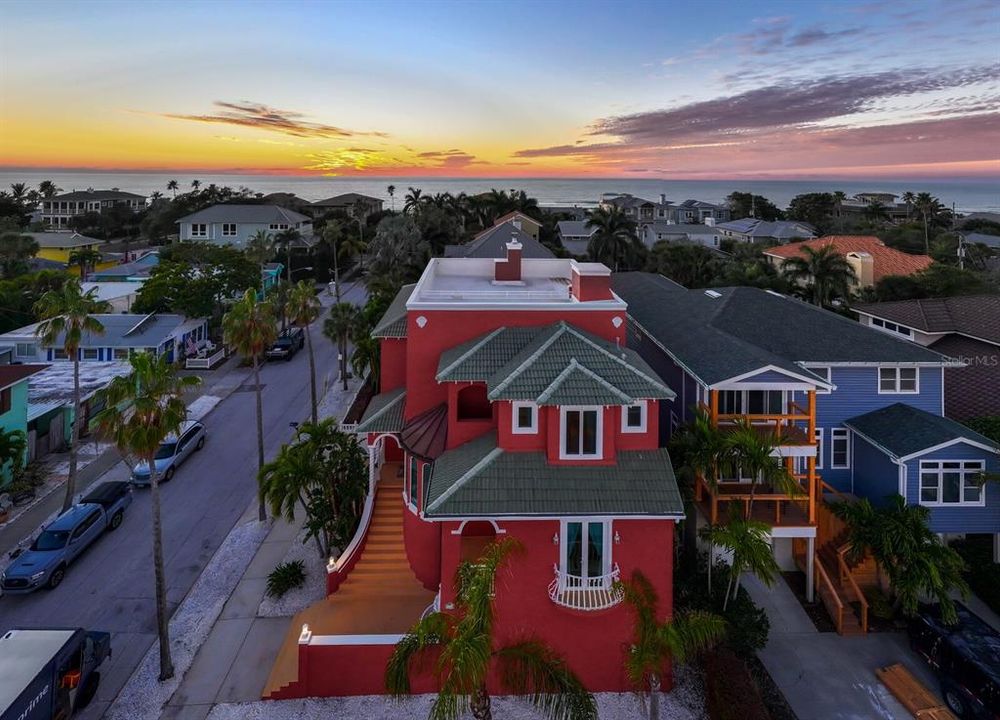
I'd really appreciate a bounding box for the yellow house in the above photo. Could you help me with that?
[27,232,118,272]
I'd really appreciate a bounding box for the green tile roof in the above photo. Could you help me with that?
[355,388,406,434]
[436,322,674,405]
[844,403,1000,460]
[372,284,414,338]
[425,433,684,518]
[612,273,949,387]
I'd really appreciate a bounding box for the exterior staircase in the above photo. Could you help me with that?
[812,500,874,635]
[262,472,434,699]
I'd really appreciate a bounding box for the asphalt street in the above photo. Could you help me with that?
[0,280,367,719]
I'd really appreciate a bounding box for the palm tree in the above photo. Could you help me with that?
[387,184,396,212]
[833,495,969,623]
[617,570,726,720]
[190,179,201,192]
[9,183,28,205]
[223,289,278,521]
[0,428,28,481]
[37,180,61,199]
[150,191,163,202]
[864,200,888,225]
[94,352,199,681]
[403,187,423,215]
[0,231,39,278]
[701,512,780,610]
[338,229,367,269]
[723,418,800,517]
[67,247,103,279]
[781,245,858,306]
[902,191,916,220]
[585,205,639,271]
[351,334,380,393]
[386,538,597,720]
[832,191,847,231]
[273,227,301,283]
[245,229,273,290]
[915,192,941,254]
[167,180,179,198]
[324,302,361,391]
[286,281,322,423]
[34,282,110,512]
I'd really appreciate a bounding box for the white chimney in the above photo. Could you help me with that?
[705,217,716,226]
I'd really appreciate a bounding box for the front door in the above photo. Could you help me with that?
[563,521,609,588]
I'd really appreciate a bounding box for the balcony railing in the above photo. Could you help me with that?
[548,563,623,611]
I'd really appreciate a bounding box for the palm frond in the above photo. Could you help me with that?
[385,611,453,697]
[661,610,727,665]
[495,640,598,720]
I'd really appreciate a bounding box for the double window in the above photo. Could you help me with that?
[221,223,237,237]
[511,401,537,434]
[562,520,610,583]
[561,407,601,459]
[718,390,785,415]
[919,461,985,506]
[879,367,918,393]
[269,223,289,231]
[14,342,35,358]
[82,348,99,360]
[621,402,646,433]
[190,223,207,238]
[831,428,850,469]
[871,317,912,338]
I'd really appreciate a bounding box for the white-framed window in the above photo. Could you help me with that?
[511,401,537,434]
[269,223,289,231]
[53,348,68,360]
[621,401,647,433]
[221,223,237,237]
[831,428,850,469]
[814,428,824,469]
[14,342,36,358]
[719,389,785,415]
[113,348,130,360]
[82,348,99,360]
[871,317,912,338]
[560,406,602,459]
[407,456,419,510]
[808,366,832,394]
[878,367,919,394]
[190,223,207,238]
[560,519,611,583]
[919,460,985,506]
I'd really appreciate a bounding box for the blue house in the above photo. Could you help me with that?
[613,272,1000,583]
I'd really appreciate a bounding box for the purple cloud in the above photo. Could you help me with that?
[164,101,387,139]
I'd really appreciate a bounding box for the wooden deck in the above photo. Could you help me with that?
[262,468,434,698]
[697,492,812,528]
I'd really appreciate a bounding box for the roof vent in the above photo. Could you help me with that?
[704,290,721,299]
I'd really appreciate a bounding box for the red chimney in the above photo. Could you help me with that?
[495,238,523,282]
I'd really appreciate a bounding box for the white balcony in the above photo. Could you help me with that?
[547,563,623,611]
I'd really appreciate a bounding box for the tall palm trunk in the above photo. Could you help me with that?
[471,684,492,720]
[305,323,318,424]
[253,357,267,522]
[332,241,341,303]
[922,213,930,254]
[63,357,81,512]
[147,457,174,680]
[648,674,661,720]
[286,244,292,284]
[340,334,348,391]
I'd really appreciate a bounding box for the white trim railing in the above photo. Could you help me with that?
[185,347,226,369]
[327,449,380,576]
[548,563,623,611]
[421,588,442,620]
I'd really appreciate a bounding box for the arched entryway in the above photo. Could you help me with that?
[367,433,404,487]
[458,520,502,563]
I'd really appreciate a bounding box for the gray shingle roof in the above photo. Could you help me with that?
[355,388,406,434]
[26,232,102,249]
[612,273,948,387]
[312,193,382,206]
[372,284,414,338]
[424,433,683,517]
[436,322,674,405]
[2,313,198,349]
[845,403,999,460]
[854,295,1000,346]
[51,190,145,201]
[714,219,815,239]
[444,221,554,259]
[176,204,310,225]
[961,232,1000,249]
[557,220,595,238]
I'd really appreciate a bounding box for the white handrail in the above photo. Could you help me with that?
[329,453,380,575]
[547,563,624,611]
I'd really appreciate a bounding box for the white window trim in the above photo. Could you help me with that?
[511,401,538,434]
[831,428,851,469]
[877,367,919,394]
[559,518,612,583]
[221,223,237,237]
[621,401,647,433]
[190,223,208,238]
[808,366,832,394]
[559,406,603,460]
[405,456,419,513]
[918,460,986,507]
[81,348,99,360]
[14,342,36,358]
[814,428,824,470]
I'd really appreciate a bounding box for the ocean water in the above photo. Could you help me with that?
[2,172,998,213]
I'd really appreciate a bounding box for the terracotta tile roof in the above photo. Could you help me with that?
[763,235,933,281]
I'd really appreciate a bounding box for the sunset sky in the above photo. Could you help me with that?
[1,0,998,179]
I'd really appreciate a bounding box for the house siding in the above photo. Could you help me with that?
[903,442,1000,534]
[851,434,900,503]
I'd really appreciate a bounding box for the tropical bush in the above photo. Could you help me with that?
[966,416,1000,445]
[951,536,1000,616]
[703,648,771,720]
[267,560,306,598]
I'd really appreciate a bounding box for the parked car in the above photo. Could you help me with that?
[266,326,305,361]
[908,602,1000,719]
[130,420,206,486]
[1,482,132,594]
[0,627,111,720]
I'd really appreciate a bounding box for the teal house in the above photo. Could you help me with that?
[0,364,46,486]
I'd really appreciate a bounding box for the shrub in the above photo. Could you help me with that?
[864,586,896,620]
[703,648,771,720]
[267,560,306,598]
[951,536,1000,616]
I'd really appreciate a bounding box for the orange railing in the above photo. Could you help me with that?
[837,545,869,634]
[815,557,845,634]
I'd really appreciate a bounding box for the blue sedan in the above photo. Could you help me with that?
[131,420,206,486]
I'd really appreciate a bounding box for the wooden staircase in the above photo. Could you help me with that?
[813,501,873,635]
[262,476,434,699]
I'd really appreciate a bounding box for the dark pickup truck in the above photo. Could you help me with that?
[266,326,305,361]
[0,628,110,720]
[2,482,132,594]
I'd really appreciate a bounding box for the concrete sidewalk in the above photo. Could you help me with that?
[743,574,938,720]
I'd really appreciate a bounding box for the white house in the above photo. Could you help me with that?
[176,205,313,248]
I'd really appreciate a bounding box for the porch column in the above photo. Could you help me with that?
[709,389,719,425]
[806,536,815,602]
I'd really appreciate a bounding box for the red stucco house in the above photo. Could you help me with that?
[264,239,684,699]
